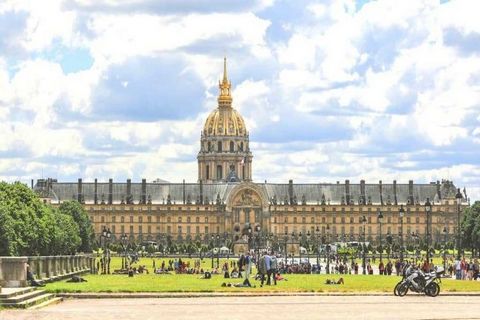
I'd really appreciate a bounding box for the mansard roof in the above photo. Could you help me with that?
[34,179,460,205]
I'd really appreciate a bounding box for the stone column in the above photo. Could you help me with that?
[52,256,59,277]
[45,256,53,279]
[0,257,28,287]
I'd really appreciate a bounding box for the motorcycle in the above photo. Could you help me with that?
[394,267,444,297]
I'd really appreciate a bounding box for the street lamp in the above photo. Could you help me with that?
[255,225,261,262]
[291,231,295,265]
[443,226,448,271]
[315,226,320,270]
[378,211,384,262]
[100,226,111,274]
[361,215,367,275]
[425,198,432,264]
[455,188,463,260]
[283,231,288,266]
[326,224,330,274]
[216,234,220,267]
[121,233,128,270]
[299,231,303,265]
[307,230,311,269]
[399,205,405,263]
[211,234,215,269]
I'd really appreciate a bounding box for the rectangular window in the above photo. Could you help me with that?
[148,216,152,223]
[167,226,171,234]
[130,216,133,223]
[205,226,209,234]
[121,216,125,223]
[112,216,116,223]
[156,216,160,223]
[187,226,191,234]
[101,216,105,223]
[111,225,116,234]
[138,216,143,223]
[129,225,134,234]
[196,226,200,234]
[196,217,200,223]
[148,226,151,234]
[178,226,182,234]
[138,226,142,234]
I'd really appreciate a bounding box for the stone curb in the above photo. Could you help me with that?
[57,291,480,299]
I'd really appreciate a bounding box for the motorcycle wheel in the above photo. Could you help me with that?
[393,282,402,296]
[397,283,409,297]
[425,282,440,297]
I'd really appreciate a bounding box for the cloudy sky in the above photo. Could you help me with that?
[0,0,479,201]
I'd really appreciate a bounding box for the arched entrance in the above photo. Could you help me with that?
[225,183,270,246]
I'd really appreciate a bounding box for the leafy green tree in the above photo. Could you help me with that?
[461,201,480,257]
[58,200,94,252]
[0,182,82,256]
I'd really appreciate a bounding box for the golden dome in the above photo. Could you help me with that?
[203,58,247,137]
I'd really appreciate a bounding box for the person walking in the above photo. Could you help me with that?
[268,253,277,285]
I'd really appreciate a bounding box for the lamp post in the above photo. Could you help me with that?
[315,226,320,270]
[291,231,295,265]
[211,234,215,269]
[284,231,288,266]
[425,198,432,264]
[100,226,111,274]
[378,211,383,262]
[399,205,405,263]
[299,231,303,265]
[455,188,463,260]
[121,233,128,270]
[255,225,261,263]
[361,216,367,275]
[216,234,220,267]
[307,230,311,269]
[326,224,330,274]
[443,226,448,271]
[411,231,419,265]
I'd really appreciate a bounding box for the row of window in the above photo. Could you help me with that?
[94,216,222,224]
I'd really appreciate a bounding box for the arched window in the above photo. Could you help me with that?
[217,141,222,152]
[206,165,210,180]
[230,141,234,152]
[217,165,223,179]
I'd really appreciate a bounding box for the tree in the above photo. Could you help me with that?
[461,201,480,257]
[58,200,94,252]
[0,182,81,256]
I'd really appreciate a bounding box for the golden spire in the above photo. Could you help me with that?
[218,57,232,108]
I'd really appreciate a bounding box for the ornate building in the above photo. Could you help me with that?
[197,58,252,182]
[34,59,469,252]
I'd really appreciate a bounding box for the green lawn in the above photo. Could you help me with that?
[44,256,480,294]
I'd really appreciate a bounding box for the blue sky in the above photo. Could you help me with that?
[0,0,479,202]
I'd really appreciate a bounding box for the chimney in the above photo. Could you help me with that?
[183,179,186,204]
[141,179,147,204]
[126,179,132,204]
[108,178,113,204]
[379,180,383,205]
[94,178,98,204]
[77,178,82,203]
[408,180,414,205]
[360,180,366,204]
[345,180,350,204]
[393,180,398,205]
[288,180,294,204]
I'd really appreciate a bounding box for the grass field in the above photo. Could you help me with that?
[44,257,480,294]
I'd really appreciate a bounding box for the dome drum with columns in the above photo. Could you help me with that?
[198,58,253,183]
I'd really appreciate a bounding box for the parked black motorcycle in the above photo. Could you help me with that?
[394,267,444,297]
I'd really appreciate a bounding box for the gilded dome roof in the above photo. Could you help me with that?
[203,58,247,137]
[203,107,247,136]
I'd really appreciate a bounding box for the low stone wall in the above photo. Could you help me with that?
[0,255,95,288]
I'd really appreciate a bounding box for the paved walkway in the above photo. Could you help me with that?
[2,295,480,320]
